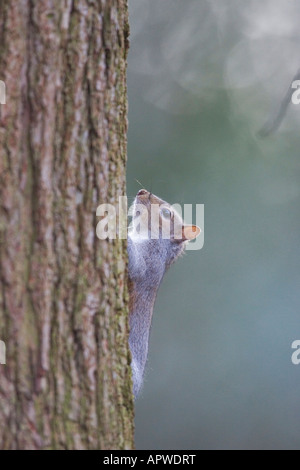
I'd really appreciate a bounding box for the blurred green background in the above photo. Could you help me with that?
[127,0,300,450]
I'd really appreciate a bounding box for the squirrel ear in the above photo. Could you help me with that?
[182,225,201,241]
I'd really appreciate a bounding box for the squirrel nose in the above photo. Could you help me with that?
[137,189,148,196]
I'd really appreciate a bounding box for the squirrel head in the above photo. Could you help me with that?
[128,189,201,272]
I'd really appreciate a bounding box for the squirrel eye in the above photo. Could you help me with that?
[161,207,172,219]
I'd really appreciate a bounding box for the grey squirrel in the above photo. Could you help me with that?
[127,189,200,397]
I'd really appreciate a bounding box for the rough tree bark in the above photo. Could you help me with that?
[0,0,134,449]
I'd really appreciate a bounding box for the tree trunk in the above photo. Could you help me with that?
[0,0,133,450]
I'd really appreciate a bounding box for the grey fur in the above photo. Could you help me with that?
[127,191,188,398]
